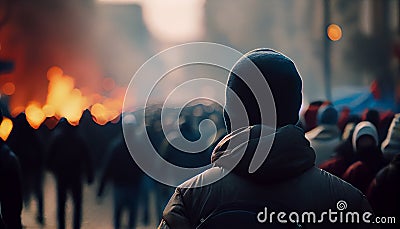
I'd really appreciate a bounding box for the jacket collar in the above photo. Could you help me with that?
[212,124,316,184]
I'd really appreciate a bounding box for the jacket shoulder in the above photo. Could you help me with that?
[308,167,371,211]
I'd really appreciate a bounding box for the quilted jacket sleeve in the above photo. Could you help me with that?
[158,188,192,229]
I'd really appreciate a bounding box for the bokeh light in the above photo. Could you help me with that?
[25,103,45,129]
[91,103,108,125]
[2,82,15,95]
[0,117,13,141]
[327,24,343,41]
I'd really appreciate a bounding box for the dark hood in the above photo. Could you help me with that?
[211,124,315,184]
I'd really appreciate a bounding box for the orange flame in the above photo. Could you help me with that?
[25,103,45,129]
[22,66,125,128]
[45,66,88,125]
[90,99,122,125]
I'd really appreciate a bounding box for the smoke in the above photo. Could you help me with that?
[0,0,152,123]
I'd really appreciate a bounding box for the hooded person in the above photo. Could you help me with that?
[342,121,386,194]
[363,109,380,130]
[319,122,359,178]
[305,104,341,165]
[300,100,324,132]
[159,49,374,229]
[381,113,400,161]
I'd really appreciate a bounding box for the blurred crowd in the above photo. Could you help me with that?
[1,96,400,228]
[302,101,400,223]
[0,102,225,229]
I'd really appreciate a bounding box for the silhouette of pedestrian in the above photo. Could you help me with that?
[47,118,94,229]
[98,136,143,229]
[0,111,23,229]
[7,113,45,224]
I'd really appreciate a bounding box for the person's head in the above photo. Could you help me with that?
[301,100,324,132]
[363,108,380,129]
[352,121,379,155]
[317,104,338,126]
[224,48,302,132]
[56,117,76,133]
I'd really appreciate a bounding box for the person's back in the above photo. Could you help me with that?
[319,122,358,178]
[162,125,371,228]
[306,104,341,166]
[47,121,93,184]
[160,49,375,228]
[47,119,93,229]
[98,137,143,229]
[101,138,142,186]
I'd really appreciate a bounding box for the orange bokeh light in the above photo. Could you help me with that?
[327,24,342,41]
[91,103,108,125]
[47,66,64,80]
[25,103,46,129]
[0,117,13,141]
[2,82,16,96]
[90,99,122,125]
[11,106,25,118]
[45,67,88,124]
[42,104,56,117]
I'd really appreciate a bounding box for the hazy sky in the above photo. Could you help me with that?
[98,0,205,42]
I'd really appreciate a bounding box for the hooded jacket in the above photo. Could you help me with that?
[160,125,373,229]
[306,124,341,166]
[305,105,340,166]
[343,122,385,194]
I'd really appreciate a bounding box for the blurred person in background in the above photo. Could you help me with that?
[300,100,324,132]
[159,49,373,229]
[319,121,360,178]
[363,109,380,131]
[7,112,45,225]
[381,113,400,161]
[305,104,340,165]
[367,154,400,228]
[97,134,143,229]
[0,110,23,229]
[47,119,94,229]
[337,106,351,133]
[378,111,395,144]
[342,121,386,194]
[338,113,362,135]
[362,109,384,147]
